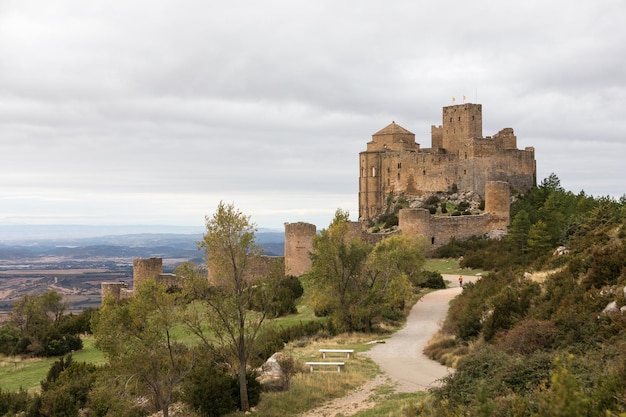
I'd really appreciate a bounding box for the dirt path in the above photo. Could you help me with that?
[300,275,478,416]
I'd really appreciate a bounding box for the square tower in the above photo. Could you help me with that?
[441,103,482,153]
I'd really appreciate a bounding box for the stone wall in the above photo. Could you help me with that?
[396,180,510,248]
[101,282,132,301]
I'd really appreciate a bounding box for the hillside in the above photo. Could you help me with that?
[418,176,626,416]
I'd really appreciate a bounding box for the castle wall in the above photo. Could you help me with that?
[399,208,491,247]
[246,255,284,281]
[396,180,511,248]
[359,151,384,220]
[284,222,316,276]
[101,282,134,302]
[157,273,181,290]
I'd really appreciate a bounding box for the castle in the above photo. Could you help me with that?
[102,103,536,301]
[359,103,535,221]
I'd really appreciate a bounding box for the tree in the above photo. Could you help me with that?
[363,234,424,321]
[306,210,423,332]
[305,209,372,332]
[188,201,266,413]
[527,220,553,257]
[507,209,532,253]
[92,279,191,417]
[9,290,76,357]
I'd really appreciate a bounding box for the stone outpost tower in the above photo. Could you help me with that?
[132,257,163,294]
[284,222,316,277]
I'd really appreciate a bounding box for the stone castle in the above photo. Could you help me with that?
[359,103,535,221]
[102,103,536,300]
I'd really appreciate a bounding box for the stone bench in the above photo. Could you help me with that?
[319,349,355,359]
[305,361,345,373]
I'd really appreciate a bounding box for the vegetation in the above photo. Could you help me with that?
[3,173,626,416]
[420,173,626,416]
[305,209,428,332]
[0,291,90,358]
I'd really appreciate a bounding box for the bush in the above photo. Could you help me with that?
[413,270,446,289]
[0,388,31,416]
[496,318,558,354]
[0,324,20,355]
[255,321,327,364]
[41,333,83,357]
[250,275,304,318]
[183,360,237,417]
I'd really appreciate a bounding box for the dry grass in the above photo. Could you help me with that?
[423,332,468,368]
[228,333,382,417]
[524,267,564,283]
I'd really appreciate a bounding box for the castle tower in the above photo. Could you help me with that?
[133,257,163,293]
[284,222,316,277]
[359,122,418,221]
[485,181,510,230]
[441,103,482,153]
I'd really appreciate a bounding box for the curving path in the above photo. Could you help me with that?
[365,275,477,392]
[301,275,478,416]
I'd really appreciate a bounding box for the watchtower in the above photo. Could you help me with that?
[284,222,316,277]
[133,257,163,293]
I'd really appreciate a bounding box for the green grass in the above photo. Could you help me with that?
[0,335,106,392]
[0,355,56,392]
[424,258,486,276]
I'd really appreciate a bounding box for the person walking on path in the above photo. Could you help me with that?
[459,275,463,287]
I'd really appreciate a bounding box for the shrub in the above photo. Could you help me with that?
[0,388,31,416]
[457,201,470,212]
[414,270,446,289]
[183,360,237,417]
[250,275,304,318]
[497,318,558,354]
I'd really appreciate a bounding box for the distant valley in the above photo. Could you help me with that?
[0,227,285,317]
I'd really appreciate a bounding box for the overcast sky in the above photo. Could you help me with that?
[1,0,624,231]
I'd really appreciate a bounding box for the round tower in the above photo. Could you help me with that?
[133,257,163,293]
[284,222,316,277]
[485,181,510,229]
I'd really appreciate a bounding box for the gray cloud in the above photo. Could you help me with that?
[1,0,624,229]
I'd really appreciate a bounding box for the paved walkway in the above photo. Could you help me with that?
[365,274,478,392]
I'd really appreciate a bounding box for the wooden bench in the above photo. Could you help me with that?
[305,361,345,373]
[319,349,355,359]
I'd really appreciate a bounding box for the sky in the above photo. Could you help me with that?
[1,0,625,232]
